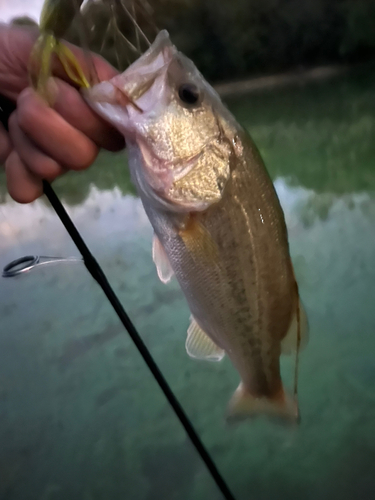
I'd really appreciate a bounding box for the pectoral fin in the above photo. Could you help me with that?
[152,235,174,284]
[186,316,225,362]
[281,299,309,355]
[179,215,219,264]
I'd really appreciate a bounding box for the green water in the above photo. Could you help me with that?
[1,66,375,500]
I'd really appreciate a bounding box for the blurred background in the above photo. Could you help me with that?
[1,2,375,500]
[5,0,375,82]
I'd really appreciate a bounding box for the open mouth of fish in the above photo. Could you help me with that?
[84,30,175,122]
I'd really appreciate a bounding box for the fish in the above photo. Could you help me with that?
[85,30,308,422]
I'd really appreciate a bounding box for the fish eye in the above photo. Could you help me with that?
[178,83,200,105]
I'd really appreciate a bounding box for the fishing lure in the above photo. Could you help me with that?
[29,0,91,102]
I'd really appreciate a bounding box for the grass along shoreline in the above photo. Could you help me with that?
[214,60,375,97]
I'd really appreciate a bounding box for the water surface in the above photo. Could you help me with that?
[1,67,375,499]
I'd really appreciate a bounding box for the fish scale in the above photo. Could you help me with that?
[142,132,296,400]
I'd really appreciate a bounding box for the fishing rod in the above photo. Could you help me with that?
[0,92,236,500]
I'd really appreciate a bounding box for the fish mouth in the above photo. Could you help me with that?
[84,30,176,127]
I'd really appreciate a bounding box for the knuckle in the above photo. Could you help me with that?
[29,156,61,179]
[16,89,39,132]
[16,106,33,133]
[5,161,31,204]
[5,151,42,204]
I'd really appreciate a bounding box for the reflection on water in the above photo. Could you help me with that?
[1,68,375,499]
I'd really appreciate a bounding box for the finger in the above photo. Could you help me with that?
[0,25,39,100]
[9,112,66,181]
[5,150,43,203]
[48,77,125,151]
[0,122,11,164]
[17,87,99,171]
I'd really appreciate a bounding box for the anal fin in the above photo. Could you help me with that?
[152,234,174,284]
[179,215,219,264]
[186,316,225,362]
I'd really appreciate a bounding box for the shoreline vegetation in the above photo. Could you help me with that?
[11,0,375,92]
[11,13,374,101]
[214,60,373,98]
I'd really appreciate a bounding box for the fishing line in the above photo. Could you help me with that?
[293,281,301,422]
[0,95,236,500]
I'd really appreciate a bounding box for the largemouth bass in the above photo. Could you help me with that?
[85,30,308,422]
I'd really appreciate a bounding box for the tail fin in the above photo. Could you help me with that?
[226,383,299,424]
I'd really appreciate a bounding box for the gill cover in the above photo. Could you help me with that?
[86,30,234,212]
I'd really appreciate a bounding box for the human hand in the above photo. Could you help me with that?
[0,24,125,203]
